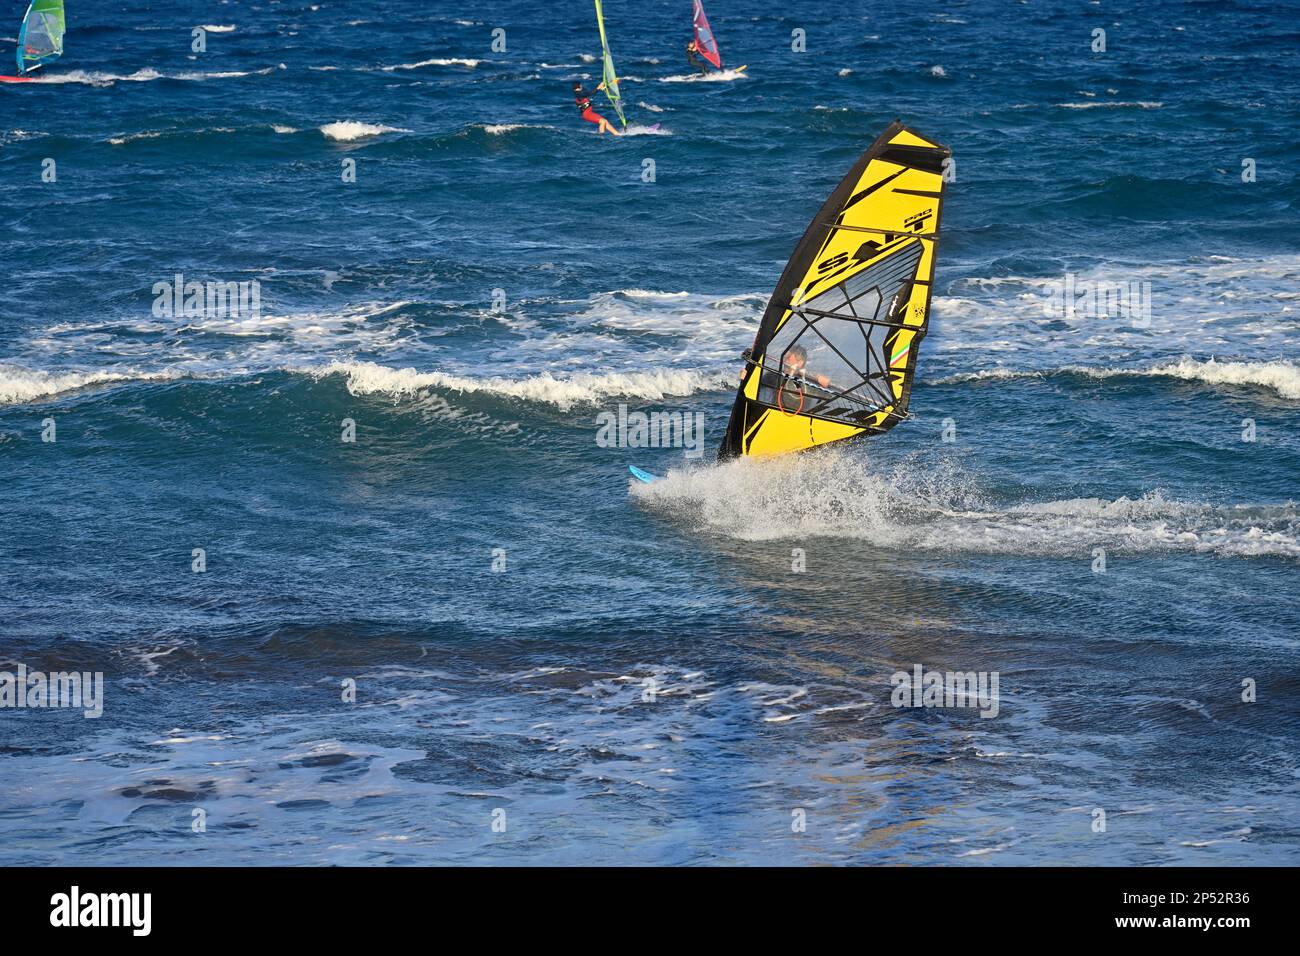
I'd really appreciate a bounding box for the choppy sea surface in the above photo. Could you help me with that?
[1,0,1298,865]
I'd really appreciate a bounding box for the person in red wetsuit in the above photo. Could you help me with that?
[572,81,622,136]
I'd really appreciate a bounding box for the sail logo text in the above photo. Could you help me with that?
[891,665,1000,718]
[596,404,706,458]
[49,886,151,936]
[0,664,103,718]
[904,207,933,231]
[1041,273,1152,326]
[152,273,262,320]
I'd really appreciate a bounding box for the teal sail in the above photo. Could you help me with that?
[17,0,65,74]
[593,0,626,128]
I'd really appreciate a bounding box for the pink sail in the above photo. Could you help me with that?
[692,0,722,69]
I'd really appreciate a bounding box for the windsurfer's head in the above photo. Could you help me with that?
[782,345,808,375]
[572,82,583,93]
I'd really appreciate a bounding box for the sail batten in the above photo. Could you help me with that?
[593,0,627,128]
[718,122,951,459]
[16,0,64,74]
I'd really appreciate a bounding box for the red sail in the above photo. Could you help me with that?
[692,0,722,69]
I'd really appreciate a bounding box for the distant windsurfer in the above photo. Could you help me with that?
[685,39,709,76]
[573,81,622,135]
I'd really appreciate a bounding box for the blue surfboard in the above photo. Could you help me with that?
[628,465,660,484]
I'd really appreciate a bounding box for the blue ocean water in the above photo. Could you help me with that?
[1,0,1298,865]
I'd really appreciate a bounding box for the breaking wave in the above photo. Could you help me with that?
[933,358,1300,400]
[0,365,182,406]
[320,121,411,141]
[312,360,731,409]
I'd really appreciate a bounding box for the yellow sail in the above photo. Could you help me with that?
[719,122,950,458]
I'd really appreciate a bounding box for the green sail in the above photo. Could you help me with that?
[593,0,626,128]
[17,0,65,74]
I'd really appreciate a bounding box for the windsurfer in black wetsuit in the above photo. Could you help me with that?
[763,344,834,414]
[572,81,622,135]
[781,345,831,389]
[685,40,709,76]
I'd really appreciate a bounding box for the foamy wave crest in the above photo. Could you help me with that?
[313,361,730,409]
[1,129,47,144]
[381,58,479,71]
[107,131,163,146]
[1073,358,1300,399]
[1141,358,1300,398]
[481,123,552,135]
[106,125,245,145]
[178,68,274,80]
[30,68,161,86]
[619,289,689,299]
[623,124,670,136]
[0,365,180,406]
[632,452,1300,559]
[933,358,1300,400]
[1056,100,1163,109]
[320,121,410,141]
[30,67,270,85]
[930,368,1044,386]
